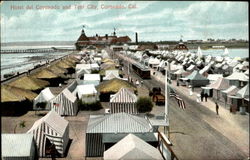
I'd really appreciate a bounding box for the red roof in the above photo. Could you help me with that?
[116,36,131,43]
[77,34,89,41]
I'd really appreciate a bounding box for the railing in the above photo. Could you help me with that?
[158,131,178,160]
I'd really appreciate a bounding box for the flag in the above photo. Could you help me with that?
[169,91,186,109]
[53,103,60,107]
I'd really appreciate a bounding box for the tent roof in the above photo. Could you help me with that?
[187,64,195,71]
[105,70,119,77]
[8,76,49,91]
[84,74,100,81]
[27,110,69,136]
[110,88,137,103]
[34,87,55,102]
[148,57,160,65]
[97,78,136,93]
[1,85,37,102]
[61,88,77,103]
[104,134,163,160]
[2,134,34,157]
[225,72,249,81]
[74,84,97,97]
[207,74,223,82]
[31,68,59,79]
[174,67,187,75]
[221,86,239,96]
[236,84,249,98]
[185,70,208,81]
[208,77,230,90]
[47,64,68,74]
[103,71,120,80]
[87,112,152,133]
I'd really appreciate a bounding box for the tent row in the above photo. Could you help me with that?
[33,87,78,116]
[2,111,70,159]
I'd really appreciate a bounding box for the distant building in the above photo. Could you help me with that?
[75,28,131,50]
[212,46,225,49]
[187,40,203,43]
[174,39,188,51]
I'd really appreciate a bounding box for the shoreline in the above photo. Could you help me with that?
[0,53,72,84]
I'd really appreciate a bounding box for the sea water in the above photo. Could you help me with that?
[1,50,72,78]
[189,48,249,58]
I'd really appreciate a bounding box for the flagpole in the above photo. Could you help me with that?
[165,61,170,139]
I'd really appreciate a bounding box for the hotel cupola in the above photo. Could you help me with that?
[174,36,188,51]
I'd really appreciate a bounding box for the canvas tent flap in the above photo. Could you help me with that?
[34,87,55,103]
[28,110,68,136]
[110,88,137,103]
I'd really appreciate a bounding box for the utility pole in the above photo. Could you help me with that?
[165,61,170,139]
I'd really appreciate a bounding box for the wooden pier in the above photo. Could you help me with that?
[1,48,75,54]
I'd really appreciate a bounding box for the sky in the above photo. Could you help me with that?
[0,1,248,42]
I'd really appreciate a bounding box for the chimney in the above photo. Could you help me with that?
[105,34,108,40]
[135,32,138,44]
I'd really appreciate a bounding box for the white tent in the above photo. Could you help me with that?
[236,83,249,99]
[199,64,211,75]
[83,74,100,86]
[103,70,120,80]
[215,56,224,63]
[73,84,98,103]
[33,87,55,110]
[221,85,240,105]
[104,134,163,160]
[148,57,160,68]
[207,74,223,84]
[174,67,187,75]
[2,134,36,160]
[27,111,69,157]
[102,50,110,59]
[244,69,249,76]
[187,64,196,71]
[109,88,138,114]
[76,63,99,72]
[84,74,100,81]
[225,72,249,82]
[49,88,78,116]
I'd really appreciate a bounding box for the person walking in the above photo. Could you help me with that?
[215,102,219,115]
[201,92,204,102]
[204,93,208,102]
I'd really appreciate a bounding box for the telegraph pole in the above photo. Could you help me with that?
[165,61,170,139]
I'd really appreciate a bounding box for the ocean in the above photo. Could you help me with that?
[1,44,75,79]
[189,48,249,58]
